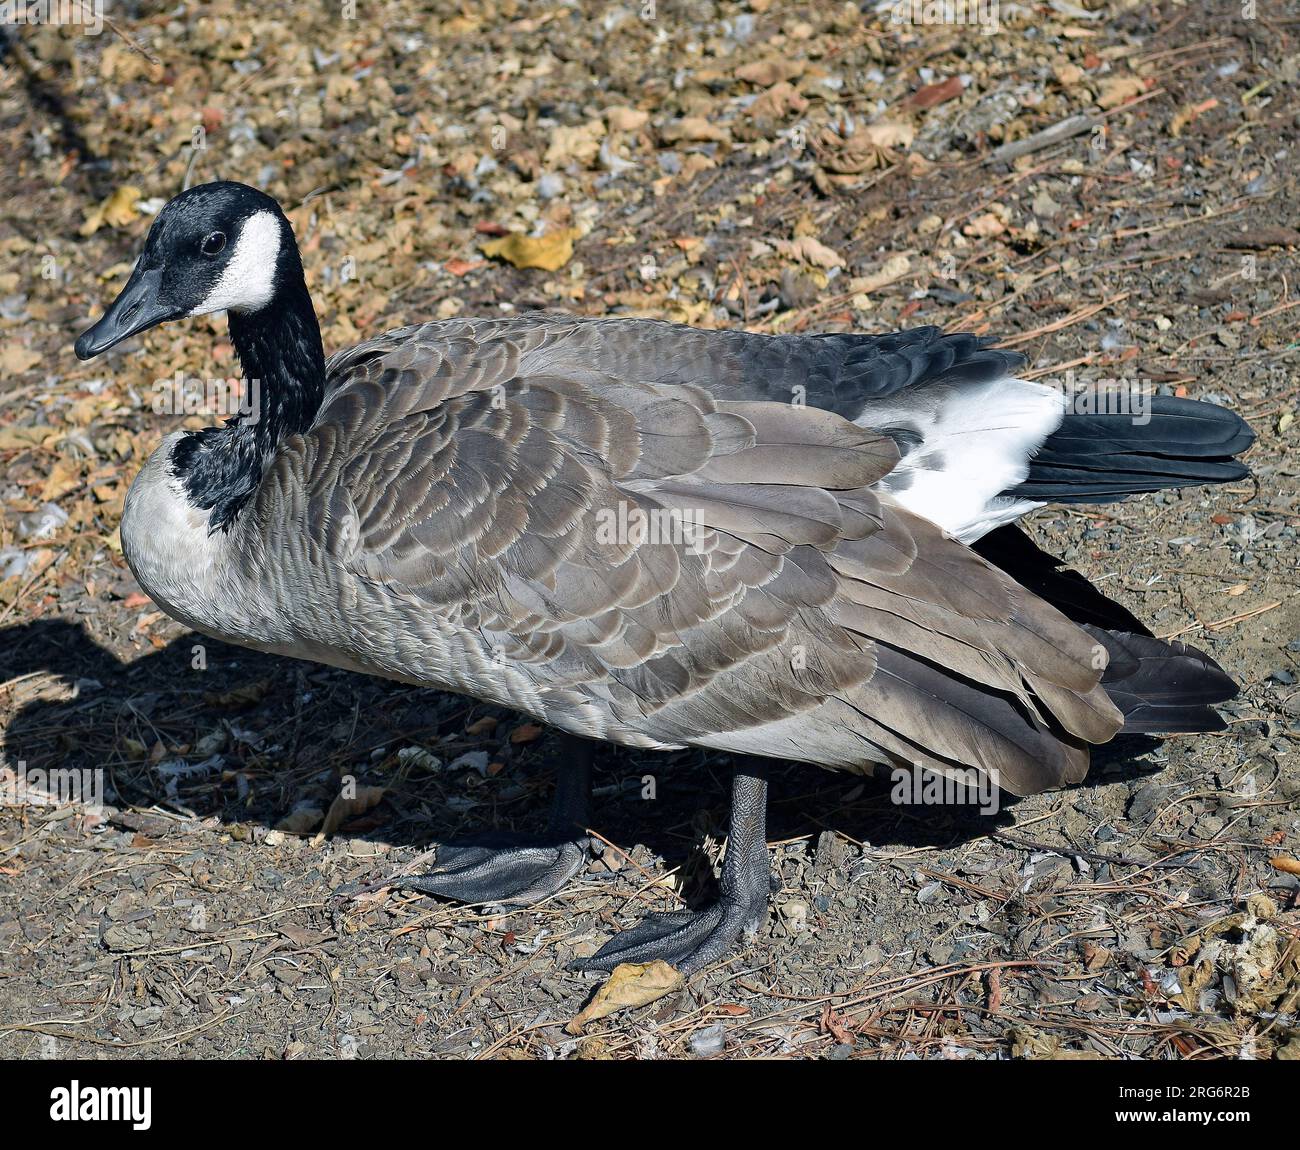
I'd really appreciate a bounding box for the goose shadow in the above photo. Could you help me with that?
[0,617,1166,891]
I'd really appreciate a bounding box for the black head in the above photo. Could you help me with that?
[75,182,297,360]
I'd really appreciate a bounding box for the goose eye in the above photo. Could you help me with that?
[200,231,227,257]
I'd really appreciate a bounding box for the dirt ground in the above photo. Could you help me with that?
[1,2,1298,1059]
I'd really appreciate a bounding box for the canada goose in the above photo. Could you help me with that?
[75,182,1253,973]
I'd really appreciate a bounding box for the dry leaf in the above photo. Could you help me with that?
[748,81,808,120]
[79,185,142,237]
[545,121,605,168]
[1054,63,1085,87]
[735,57,805,86]
[0,425,55,450]
[908,76,963,110]
[480,229,578,271]
[659,117,730,144]
[775,235,845,269]
[276,806,325,834]
[204,680,270,707]
[509,723,543,744]
[605,106,649,132]
[313,785,386,843]
[1269,856,1300,876]
[1169,98,1218,138]
[41,460,81,502]
[963,212,1006,238]
[1096,75,1145,110]
[566,961,683,1033]
[849,254,912,295]
[860,121,914,150]
[0,343,41,374]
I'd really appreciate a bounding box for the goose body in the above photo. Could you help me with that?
[77,183,1253,973]
[115,317,1120,785]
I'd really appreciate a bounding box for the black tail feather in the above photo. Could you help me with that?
[1004,395,1255,504]
[1084,626,1238,735]
[973,525,1151,635]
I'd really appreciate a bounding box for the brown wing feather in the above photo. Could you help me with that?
[278,318,1122,796]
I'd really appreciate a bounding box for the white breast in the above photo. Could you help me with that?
[120,434,286,650]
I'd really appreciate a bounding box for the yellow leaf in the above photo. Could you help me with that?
[41,460,81,502]
[481,229,578,271]
[0,343,41,374]
[79,185,143,237]
[566,961,683,1034]
[0,425,56,450]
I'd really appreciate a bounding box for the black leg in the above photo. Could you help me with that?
[390,737,594,906]
[572,760,772,975]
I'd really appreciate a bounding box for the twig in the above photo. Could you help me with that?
[985,114,1099,166]
[990,829,1191,870]
[1159,600,1284,639]
[994,292,1131,348]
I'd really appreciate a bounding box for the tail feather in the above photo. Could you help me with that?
[973,525,1151,635]
[1084,626,1238,735]
[1004,395,1255,504]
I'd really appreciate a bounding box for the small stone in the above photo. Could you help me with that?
[779,900,808,931]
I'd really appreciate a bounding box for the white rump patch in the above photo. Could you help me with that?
[863,377,1067,543]
[190,210,282,316]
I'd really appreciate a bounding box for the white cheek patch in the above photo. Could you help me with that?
[190,210,282,316]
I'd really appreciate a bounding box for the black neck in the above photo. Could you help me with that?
[171,256,326,532]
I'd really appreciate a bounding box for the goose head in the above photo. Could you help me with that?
[75,181,297,360]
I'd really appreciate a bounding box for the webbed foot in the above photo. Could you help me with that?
[393,831,590,906]
[572,764,772,976]
[372,736,594,907]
